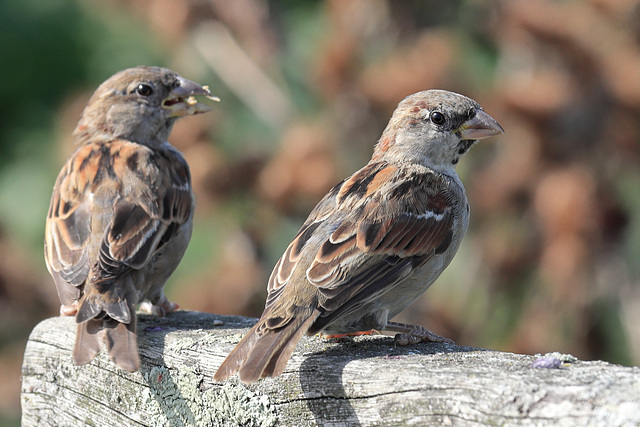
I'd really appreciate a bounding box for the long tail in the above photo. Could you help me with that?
[72,285,140,372]
[73,317,139,372]
[214,311,320,383]
[104,318,139,371]
[73,319,103,366]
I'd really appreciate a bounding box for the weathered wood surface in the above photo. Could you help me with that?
[21,310,640,426]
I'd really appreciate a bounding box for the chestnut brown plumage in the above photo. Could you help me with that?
[45,66,217,371]
[214,90,503,383]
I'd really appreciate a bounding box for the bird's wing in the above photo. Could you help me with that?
[45,141,192,309]
[264,162,457,330]
[45,143,98,305]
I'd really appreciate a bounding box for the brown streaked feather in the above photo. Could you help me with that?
[162,187,192,223]
[307,211,453,294]
[309,256,417,333]
[369,213,451,256]
[265,257,287,308]
[317,233,357,262]
[278,221,322,285]
[329,221,354,244]
[99,142,192,270]
[66,144,101,195]
[369,216,413,252]
[265,220,324,307]
[414,215,449,252]
[337,162,388,202]
[45,183,92,304]
[364,164,398,197]
[307,238,360,287]
[315,254,411,307]
[108,200,165,269]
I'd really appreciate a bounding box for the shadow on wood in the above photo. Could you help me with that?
[21,310,640,426]
[298,338,479,426]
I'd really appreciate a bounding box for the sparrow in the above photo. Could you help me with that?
[44,66,218,371]
[214,90,504,383]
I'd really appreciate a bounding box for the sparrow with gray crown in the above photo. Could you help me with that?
[214,89,503,383]
[45,66,218,371]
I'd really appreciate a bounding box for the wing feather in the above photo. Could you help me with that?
[45,141,193,307]
[262,161,459,332]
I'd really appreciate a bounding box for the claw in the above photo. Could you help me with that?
[139,298,179,316]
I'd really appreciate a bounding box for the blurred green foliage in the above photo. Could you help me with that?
[0,0,166,252]
[0,1,169,423]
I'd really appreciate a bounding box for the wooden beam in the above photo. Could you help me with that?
[21,311,640,426]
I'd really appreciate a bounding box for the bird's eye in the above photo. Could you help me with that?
[430,111,445,125]
[135,84,153,96]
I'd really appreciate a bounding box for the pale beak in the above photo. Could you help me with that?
[162,77,220,118]
[458,109,504,140]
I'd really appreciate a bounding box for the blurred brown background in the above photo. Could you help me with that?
[2,0,640,424]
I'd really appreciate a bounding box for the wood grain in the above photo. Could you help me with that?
[21,311,640,426]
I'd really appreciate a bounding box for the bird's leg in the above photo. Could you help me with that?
[139,294,179,317]
[385,321,455,345]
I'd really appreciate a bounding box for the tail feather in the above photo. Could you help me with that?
[73,319,104,365]
[106,300,131,324]
[259,313,319,379]
[239,330,287,382]
[104,318,139,372]
[213,322,261,382]
[214,310,320,384]
[73,288,139,371]
[75,298,102,324]
[76,290,132,325]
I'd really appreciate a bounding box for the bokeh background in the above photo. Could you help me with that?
[2,0,640,423]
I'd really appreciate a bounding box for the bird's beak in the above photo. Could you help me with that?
[458,109,504,140]
[162,76,220,118]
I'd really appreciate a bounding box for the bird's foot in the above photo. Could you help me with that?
[60,301,79,317]
[386,321,455,346]
[139,296,179,317]
[323,330,381,340]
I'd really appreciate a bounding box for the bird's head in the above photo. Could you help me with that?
[373,90,503,171]
[74,66,219,146]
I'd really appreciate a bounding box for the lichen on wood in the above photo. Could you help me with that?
[21,311,640,426]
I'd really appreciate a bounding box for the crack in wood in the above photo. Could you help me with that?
[22,311,640,426]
